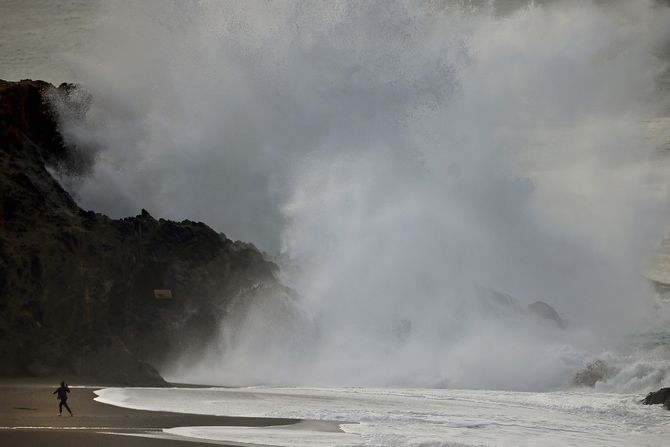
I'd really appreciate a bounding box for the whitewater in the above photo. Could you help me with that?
[45,0,670,395]
[95,386,669,446]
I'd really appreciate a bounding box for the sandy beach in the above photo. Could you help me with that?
[0,378,299,446]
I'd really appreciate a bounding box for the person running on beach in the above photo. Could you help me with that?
[53,381,73,416]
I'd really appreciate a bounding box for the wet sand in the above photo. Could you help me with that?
[0,378,299,446]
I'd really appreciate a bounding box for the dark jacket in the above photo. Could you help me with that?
[53,385,70,401]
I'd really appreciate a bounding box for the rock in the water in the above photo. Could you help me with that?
[573,359,617,387]
[475,286,565,330]
[475,285,526,316]
[528,301,565,329]
[642,387,670,409]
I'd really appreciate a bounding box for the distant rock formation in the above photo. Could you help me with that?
[528,301,565,329]
[642,387,670,410]
[573,359,618,387]
[475,285,526,316]
[0,80,280,385]
[475,286,565,329]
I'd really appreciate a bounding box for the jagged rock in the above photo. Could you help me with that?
[573,359,618,387]
[0,79,279,384]
[642,387,670,409]
[475,285,526,316]
[528,301,565,329]
[475,286,565,329]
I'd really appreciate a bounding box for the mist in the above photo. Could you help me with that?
[54,0,670,390]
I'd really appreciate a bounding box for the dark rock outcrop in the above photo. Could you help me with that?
[573,359,618,387]
[642,387,670,409]
[0,80,279,385]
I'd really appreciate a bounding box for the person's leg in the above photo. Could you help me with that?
[63,401,72,416]
[58,401,63,415]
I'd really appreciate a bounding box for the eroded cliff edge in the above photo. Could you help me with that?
[0,79,278,385]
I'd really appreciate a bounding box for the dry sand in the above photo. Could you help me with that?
[0,378,300,446]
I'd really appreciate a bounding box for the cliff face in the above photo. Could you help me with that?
[0,80,278,385]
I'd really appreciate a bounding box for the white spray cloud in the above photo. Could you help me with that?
[57,0,670,390]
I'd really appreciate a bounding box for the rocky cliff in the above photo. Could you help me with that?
[0,80,279,385]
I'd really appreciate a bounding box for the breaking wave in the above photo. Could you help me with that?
[54,0,670,390]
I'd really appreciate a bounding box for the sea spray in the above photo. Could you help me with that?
[54,0,670,390]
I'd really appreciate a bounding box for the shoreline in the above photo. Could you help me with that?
[0,378,303,446]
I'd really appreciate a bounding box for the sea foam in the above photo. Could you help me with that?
[94,386,670,447]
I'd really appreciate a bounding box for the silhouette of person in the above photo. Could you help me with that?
[53,381,73,416]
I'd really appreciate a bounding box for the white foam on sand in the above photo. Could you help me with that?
[165,424,360,447]
[94,386,670,446]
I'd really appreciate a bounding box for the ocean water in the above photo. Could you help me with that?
[95,386,670,447]
[0,0,99,83]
